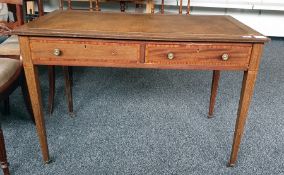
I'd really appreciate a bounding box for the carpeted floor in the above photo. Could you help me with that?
[1,37,284,175]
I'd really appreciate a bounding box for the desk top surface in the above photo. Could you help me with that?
[14,10,269,43]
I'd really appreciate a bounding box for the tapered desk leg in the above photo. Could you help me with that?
[19,36,50,163]
[229,71,257,166]
[229,43,264,166]
[24,66,50,163]
[48,66,55,115]
[208,70,220,117]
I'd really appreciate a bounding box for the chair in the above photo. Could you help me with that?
[159,0,220,117]
[0,1,34,120]
[60,0,147,12]
[0,126,9,175]
[0,1,36,174]
[0,0,72,116]
[160,0,190,14]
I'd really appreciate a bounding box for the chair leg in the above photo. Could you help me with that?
[0,127,10,175]
[48,66,55,115]
[21,75,35,123]
[63,66,73,115]
[3,98,10,116]
[208,70,220,118]
[120,1,126,12]
[69,67,73,87]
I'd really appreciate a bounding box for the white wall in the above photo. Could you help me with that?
[191,7,284,37]
[43,0,284,37]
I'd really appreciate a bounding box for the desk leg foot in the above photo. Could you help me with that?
[44,159,53,164]
[208,70,220,118]
[227,162,235,167]
[207,115,214,119]
[69,112,75,118]
[229,71,257,166]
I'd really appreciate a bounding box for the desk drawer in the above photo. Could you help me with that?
[145,43,252,69]
[30,38,141,65]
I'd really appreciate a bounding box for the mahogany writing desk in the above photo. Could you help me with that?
[14,10,269,166]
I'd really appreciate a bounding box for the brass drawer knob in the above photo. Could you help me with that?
[221,53,229,61]
[167,52,174,60]
[53,48,61,56]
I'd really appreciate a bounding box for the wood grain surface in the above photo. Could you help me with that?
[30,38,141,65]
[145,43,252,69]
[13,10,269,42]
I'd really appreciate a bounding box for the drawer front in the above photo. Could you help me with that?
[30,38,141,65]
[145,43,252,69]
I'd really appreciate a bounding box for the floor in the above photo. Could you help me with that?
[0,38,284,174]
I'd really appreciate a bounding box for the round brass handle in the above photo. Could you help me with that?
[53,48,61,56]
[221,53,229,61]
[167,52,174,60]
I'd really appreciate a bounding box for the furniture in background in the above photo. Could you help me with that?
[0,1,38,174]
[15,10,268,166]
[160,0,190,14]
[23,0,43,22]
[0,0,34,121]
[61,0,154,13]
[0,53,34,120]
[0,0,71,116]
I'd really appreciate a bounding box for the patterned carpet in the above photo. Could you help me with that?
[0,37,284,175]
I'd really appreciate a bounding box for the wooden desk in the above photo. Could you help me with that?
[14,10,269,166]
